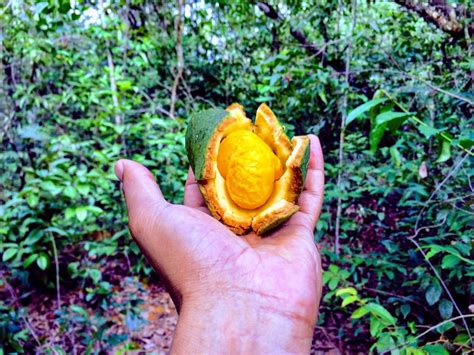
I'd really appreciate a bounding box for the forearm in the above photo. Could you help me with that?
[171,294,315,354]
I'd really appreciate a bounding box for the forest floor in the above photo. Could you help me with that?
[10,250,346,354]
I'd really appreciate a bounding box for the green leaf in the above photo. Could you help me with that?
[341,295,359,307]
[389,146,402,167]
[459,137,474,149]
[37,252,50,270]
[346,98,387,126]
[335,287,358,297]
[425,283,441,305]
[435,136,451,163]
[369,123,387,152]
[41,181,63,195]
[375,111,411,128]
[3,248,18,262]
[89,269,102,284]
[417,124,439,138]
[76,183,91,195]
[400,304,411,319]
[370,316,384,337]
[76,207,88,222]
[328,278,338,290]
[438,299,453,319]
[351,306,369,319]
[63,185,78,199]
[453,333,470,345]
[441,254,460,269]
[23,254,38,268]
[423,344,449,355]
[436,321,454,333]
[27,194,39,208]
[365,303,396,325]
[117,80,133,91]
[65,207,75,220]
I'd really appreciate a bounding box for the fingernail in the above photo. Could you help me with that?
[115,160,125,182]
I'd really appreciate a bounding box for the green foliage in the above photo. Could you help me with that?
[1,0,472,352]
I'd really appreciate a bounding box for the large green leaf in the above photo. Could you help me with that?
[375,111,412,131]
[365,303,396,325]
[435,134,452,163]
[369,123,387,152]
[346,98,387,126]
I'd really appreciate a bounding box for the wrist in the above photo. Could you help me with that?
[171,291,315,353]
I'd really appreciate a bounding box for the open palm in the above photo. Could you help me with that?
[115,134,324,352]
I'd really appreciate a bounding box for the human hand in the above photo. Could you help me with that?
[114,134,324,353]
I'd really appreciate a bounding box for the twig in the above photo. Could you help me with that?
[363,287,429,310]
[0,271,41,347]
[136,89,172,117]
[407,235,473,347]
[382,90,473,157]
[414,151,471,231]
[170,0,184,118]
[413,75,473,106]
[335,0,357,255]
[385,314,474,352]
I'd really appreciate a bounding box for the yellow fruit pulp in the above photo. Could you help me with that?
[217,130,284,209]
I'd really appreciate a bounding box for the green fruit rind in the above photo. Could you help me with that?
[186,108,229,180]
[301,139,311,181]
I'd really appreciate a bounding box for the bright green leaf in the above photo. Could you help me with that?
[351,306,369,319]
[23,254,38,268]
[76,207,88,222]
[370,316,384,337]
[435,137,451,163]
[365,303,396,325]
[375,111,411,126]
[346,98,387,126]
[341,295,359,307]
[37,252,50,270]
[389,146,402,167]
[369,123,387,152]
[441,254,460,269]
[335,287,358,297]
[3,248,18,262]
[417,124,439,138]
[63,185,78,199]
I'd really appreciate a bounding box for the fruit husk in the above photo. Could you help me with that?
[185,104,310,235]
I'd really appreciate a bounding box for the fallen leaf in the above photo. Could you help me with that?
[419,161,428,179]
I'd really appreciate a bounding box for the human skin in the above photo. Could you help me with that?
[114,134,324,354]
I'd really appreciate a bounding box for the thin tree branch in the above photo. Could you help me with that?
[393,0,470,40]
[257,2,345,72]
[387,314,474,352]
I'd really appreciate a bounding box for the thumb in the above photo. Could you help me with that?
[115,159,170,239]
